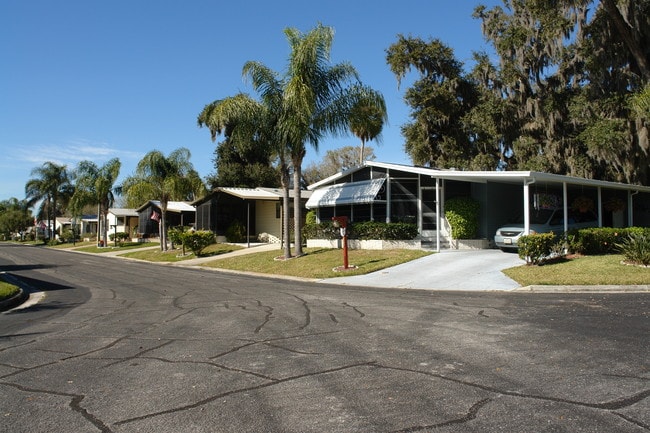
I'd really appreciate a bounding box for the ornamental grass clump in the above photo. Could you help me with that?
[616,232,650,266]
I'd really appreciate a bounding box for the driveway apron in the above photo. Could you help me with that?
[321,249,525,291]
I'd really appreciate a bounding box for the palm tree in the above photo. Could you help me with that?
[71,158,121,246]
[348,84,388,165]
[198,92,294,259]
[121,148,206,251]
[280,24,366,256]
[199,24,384,257]
[25,162,73,241]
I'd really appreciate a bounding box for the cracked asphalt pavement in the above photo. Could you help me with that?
[0,243,649,432]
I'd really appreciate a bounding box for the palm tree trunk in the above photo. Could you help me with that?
[359,138,366,165]
[161,202,168,251]
[280,162,292,259]
[292,161,303,256]
[51,196,57,242]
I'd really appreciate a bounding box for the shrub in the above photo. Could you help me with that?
[181,230,215,256]
[444,197,480,239]
[302,222,339,240]
[616,232,650,266]
[302,221,418,241]
[518,232,557,265]
[109,231,130,245]
[167,226,188,247]
[349,221,418,240]
[570,227,650,255]
[61,229,79,243]
[305,210,317,225]
[225,220,246,243]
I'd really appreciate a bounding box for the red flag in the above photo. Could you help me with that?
[151,210,160,222]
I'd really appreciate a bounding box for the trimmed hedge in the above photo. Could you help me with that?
[569,227,650,255]
[302,221,419,241]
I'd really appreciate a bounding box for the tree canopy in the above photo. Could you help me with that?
[388,0,650,184]
[121,148,206,250]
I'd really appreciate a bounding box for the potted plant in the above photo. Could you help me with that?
[571,196,594,213]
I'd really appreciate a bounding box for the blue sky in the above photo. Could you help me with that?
[0,0,500,203]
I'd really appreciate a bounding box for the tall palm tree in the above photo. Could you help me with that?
[25,162,72,241]
[71,158,121,246]
[348,84,388,165]
[280,24,364,256]
[121,148,206,251]
[199,24,385,257]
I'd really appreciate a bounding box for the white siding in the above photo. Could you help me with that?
[256,201,281,242]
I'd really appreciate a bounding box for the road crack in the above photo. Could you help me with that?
[0,381,112,433]
[390,398,491,432]
[114,361,376,426]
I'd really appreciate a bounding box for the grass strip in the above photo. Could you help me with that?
[503,254,650,286]
[201,247,432,279]
[120,243,243,262]
[0,280,20,301]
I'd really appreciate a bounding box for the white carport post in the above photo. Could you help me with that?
[628,191,637,226]
[523,178,534,234]
[435,177,440,252]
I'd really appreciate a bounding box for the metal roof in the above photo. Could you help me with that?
[193,187,313,204]
[308,161,650,193]
[136,201,196,213]
[108,208,139,217]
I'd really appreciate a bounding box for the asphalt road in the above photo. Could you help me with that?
[0,243,649,433]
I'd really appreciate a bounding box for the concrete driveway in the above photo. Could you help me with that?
[322,249,526,291]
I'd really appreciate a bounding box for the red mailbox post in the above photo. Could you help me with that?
[331,216,349,270]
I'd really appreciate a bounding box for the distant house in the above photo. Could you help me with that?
[135,201,196,238]
[79,215,98,238]
[107,208,139,238]
[192,187,312,243]
[306,161,650,250]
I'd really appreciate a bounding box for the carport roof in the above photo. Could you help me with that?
[193,187,313,203]
[308,161,650,193]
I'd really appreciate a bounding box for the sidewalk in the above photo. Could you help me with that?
[169,242,281,266]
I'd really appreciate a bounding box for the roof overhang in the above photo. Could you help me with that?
[307,161,650,194]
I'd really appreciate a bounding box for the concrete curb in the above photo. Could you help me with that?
[0,273,30,312]
[515,284,650,293]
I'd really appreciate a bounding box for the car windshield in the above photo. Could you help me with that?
[510,209,556,225]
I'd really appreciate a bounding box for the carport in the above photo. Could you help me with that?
[307,161,650,251]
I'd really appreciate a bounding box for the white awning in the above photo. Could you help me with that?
[306,178,386,208]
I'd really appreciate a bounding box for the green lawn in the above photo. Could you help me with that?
[503,254,650,286]
[120,243,244,262]
[0,280,20,301]
[201,247,432,279]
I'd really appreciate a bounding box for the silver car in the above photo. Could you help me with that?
[494,208,597,250]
